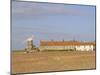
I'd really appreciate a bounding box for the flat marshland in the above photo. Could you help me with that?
[12,51,96,74]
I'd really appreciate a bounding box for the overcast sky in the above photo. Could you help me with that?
[12,1,96,50]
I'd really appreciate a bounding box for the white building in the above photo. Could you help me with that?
[39,40,95,51]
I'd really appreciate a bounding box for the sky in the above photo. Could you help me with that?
[12,0,96,50]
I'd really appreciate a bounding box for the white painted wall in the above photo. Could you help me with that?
[76,45,94,51]
[40,45,94,51]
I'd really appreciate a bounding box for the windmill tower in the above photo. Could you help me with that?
[27,37,33,50]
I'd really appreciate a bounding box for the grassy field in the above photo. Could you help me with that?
[11,51,96,74]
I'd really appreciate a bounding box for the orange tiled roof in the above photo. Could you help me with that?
[40,40,95,46]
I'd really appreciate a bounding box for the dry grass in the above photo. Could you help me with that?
[11,51,96,74]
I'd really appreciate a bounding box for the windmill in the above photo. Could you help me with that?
[25,36,34,53]
[24,36,39,53]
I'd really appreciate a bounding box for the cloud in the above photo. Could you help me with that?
[12,1,88,17]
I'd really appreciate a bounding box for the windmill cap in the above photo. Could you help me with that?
[26,37,33,41]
